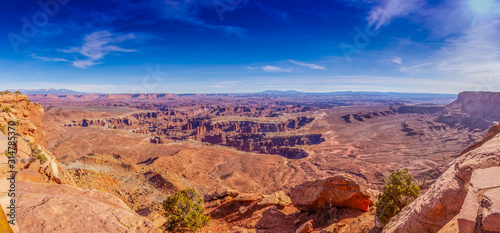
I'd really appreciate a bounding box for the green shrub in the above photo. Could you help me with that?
[376,168,420,226]
[4,150,9,158]
[14,91,21,95]
[2,107,11,113]
[31,146,48,163]
[163,188,210,231]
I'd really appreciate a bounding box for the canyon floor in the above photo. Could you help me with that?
[25,92,494,232]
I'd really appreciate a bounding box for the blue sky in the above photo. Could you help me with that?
[0,0,499,93]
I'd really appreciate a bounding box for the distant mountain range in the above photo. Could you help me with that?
[6,88,457,98]
[7,88,86,94]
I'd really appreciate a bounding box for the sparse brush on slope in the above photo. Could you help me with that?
[163,188,210,232]
[31,145,48,163]
[376,168,420,226]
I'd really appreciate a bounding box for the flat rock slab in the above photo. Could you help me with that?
[235,193,263,202]
[470,167,500,190]
[458,187,479,233]
[481,187,500,232]
[17,181,161,233]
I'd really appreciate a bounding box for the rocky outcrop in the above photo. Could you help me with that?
[290,174,373,212]
[17,181,161,233]
[257,191,292,208]
[0,93,67,232]
[0,94,162,232]
[397,105,445,114]
[342,109,396,123]
[435,91,500,131]
[383,123,500,233]
[0,93,46,146]
[64,112,322,158]
[449,91,500,121]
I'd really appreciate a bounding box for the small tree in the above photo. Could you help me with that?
[14,90,21,95]
[376,168,420,226]
[163,188,210,232]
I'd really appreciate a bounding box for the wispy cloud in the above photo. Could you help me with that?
[433,19,500,78]
[59,31,136,68]
[390,56,402,65]
[247,65,292,73]
[367,0,423,28]
[155,0,248,38]
[399,62,438,72]
[31,54,70,63]
[288,60,326,70]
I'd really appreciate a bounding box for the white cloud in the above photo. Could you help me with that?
[433,19,500,79]
[390,56,403,65]
[247,65,292,73]
[367,0,423,28]
[31,54,69,63]
[288,60,326,70]
[59,31,136,69]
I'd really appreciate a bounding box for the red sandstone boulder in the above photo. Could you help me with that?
[290,174,373,212]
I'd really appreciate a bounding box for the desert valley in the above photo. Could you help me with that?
[1,90,499,232]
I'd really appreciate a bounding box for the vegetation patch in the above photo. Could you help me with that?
[163,188,210,232]
[376,168,420,226]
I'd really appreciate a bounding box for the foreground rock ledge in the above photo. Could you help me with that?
[383,124,500,233]
[291,174,373,212]
[17,181,161,233]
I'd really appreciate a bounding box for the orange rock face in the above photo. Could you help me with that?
[290,174,373,212]
[0,93,46,146]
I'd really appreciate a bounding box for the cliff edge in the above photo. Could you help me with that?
[0,93,161,233]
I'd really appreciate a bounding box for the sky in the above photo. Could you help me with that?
[0,0,499,94]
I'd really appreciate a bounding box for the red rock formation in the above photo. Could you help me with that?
[0,94,46,146]
[342,109,396,123]
[63,112,321,158]
[290,174,373,212]
[449,91,500,120]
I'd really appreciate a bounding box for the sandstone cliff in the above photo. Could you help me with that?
[436,91,500,131]
[0,93,45,146]
[449,91,500,121]
[0,93,161,233]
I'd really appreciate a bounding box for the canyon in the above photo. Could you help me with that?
[1,91,499,232]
